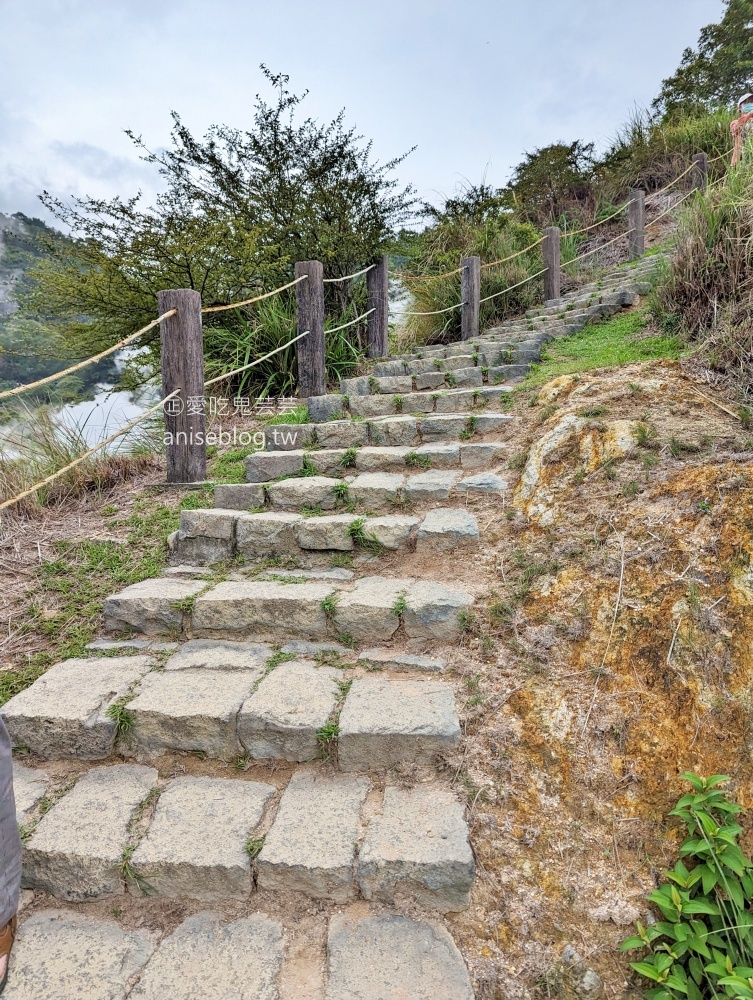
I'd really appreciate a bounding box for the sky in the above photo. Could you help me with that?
[0,0,725,224]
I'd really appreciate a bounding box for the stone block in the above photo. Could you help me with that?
[413,443,460,468]
[263,424,314,451]
[403,581,474,640]
[419,415,466,439]
[459,443,501,468]
[407,358,439,375]
[170,509,236,565]
[315,420,369,449]
[192,581,334,640]
[367,415,418,447]
[325,911,474,1000]
[349,472,404,506]
[442,354,476,371]
[338,677,460,771]
[433,390,476,413]
[399,392,435,414]
[348,395,395,418]
[453,367,483,387]
[129,669,259,758]
[333,576,403,642]
[104,578,206,636]
[236,512,302,558]
[455,472,507,495]
[372,360,407,377]
[238,660,339,762]
[307,394,345,423]
[487,364,530,382]
[2,656,153,760]
[403,470,457,502]
[245,450,304,483]
[294,514,357,551]
[475,413,512,434]
[8,911,155,1000]
[128,913,283,1000]
[339,375,371,396]
[24,764,158,900]
[131,776,274,900]
[358,784,474,911]
[357,649,446,673]
[414,372,445,391]
[279,639,350,656]
[213,483,265,510]
[257,770,368,902]
[308,448,349,476]
[12,763,49,825]
[376,375,413,394]
[163,639,272,672]
[266,476,339,511]
[363,515,420,550]
[416,508,478,552]
[354,446,410,472]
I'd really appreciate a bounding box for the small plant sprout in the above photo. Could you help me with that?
[347,518,385,554]
[245,836,265,860]
[368,376,379,393]
[405,451,432,470]
[333,481,350,505]
[106,699,135,739]
[393,395,404,413]
[392,592,408,616]
[340,448,358,469]
[459,415,479,440]
[321,593,340,618]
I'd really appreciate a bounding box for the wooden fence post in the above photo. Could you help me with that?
[295,260,326,397]
[366,255,389,358]
[628,189,646,260]
[692,152,708,192]
[157,289,206,484]
[543,226,561,302]
[461,255,480,341]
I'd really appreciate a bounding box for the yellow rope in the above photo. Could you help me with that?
[561,230,633,267]
[0,389,181,514]
[479,237,546,270]
[647,161,695,200]
[323,264,375,283]
[565,202,631,237]
[646,188,697,228]
[326,309,375,334]
[201,275,307,314]
[204,331,310,388]
[402,300,464,317]
[395,265,464,283]
[0,309,177,402]
[479,268,547,304]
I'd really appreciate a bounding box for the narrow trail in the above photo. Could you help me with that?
[3,256,661,998]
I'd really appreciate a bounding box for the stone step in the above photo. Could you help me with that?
[171,507,479,564]
[8,906,474,999]
[244,440,504,483]
[308,383,512,423]
[16,761,472,910]
[259,410,511,454]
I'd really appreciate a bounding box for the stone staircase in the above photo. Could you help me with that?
[1,257,660,999]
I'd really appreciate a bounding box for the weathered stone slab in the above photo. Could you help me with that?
[12,763,49,825]
[453,367,483,388]
[333,576,403,642]
[279,639,350,656]
[315,420,368,449]
[475,413,512,433]
[238,659,339,762]
[244,450,304,483]
[294,514,357,551]
[131,776,274,900]
[261,568,353,582]
[357,649,446,673]
[433,390,476,413]
[367,415,418,447]
[414,372,445,390]
[128,912,283,1000]
[403,470,457,502]
[170,509,236,565]
[325,911,474,1000]
[414,443,460,468]
[364,515,419,550]
[257,771,368,901]
[192,581,334,640]
[213,483,265,510]
[266,476,338,511]
[163,639,272,672]
[338,677,460,771]
[442,354,476,370]
[403,581,474,640]
[416,508,479,552]
[372,360,407,377]
[129,669,257,758]
[307,394,345,423]
[263,424,313,451]
[339,375,371,396]
[7,911,155,1000]
[487,364,530,382]
[376,375,413,394]
[236,512,302,558]
[460,442,501,468]
[419,415,467,439]
[86,638,179,653]
[358,784,474,911]
[455,472,507,495]
[349,395,396,418]
[407,357,439,375]
[354,446,410,472]
[399,392,435,414]
[349,472,404,506]
[308,448,349,476]
[2,656,153,760]
[104,578,205,636]
[23,764,157,900]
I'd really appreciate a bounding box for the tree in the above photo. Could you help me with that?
[504,141,596,224]
[20,67,416,382]
[653,0,753,118]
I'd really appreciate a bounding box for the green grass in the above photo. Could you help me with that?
[209,446,259,484]
[522,309,682,388]
[264,405,309,425]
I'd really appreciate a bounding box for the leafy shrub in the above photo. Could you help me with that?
[622,772,753,999]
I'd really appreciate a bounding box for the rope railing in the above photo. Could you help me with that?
[564,202,631,237]
[646,187,697,228]
[0,309,177,402]
[0,388,182,514]
[561,229,634,268]
[325,308,376,334]
[479,268,547,304]
[322,264,375,283]
[201,275,307,314]
[402,300,465,317]
[479,237,546,270]
[396,265,464,283]
[204,331,311,388]
[646,161,696,201]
